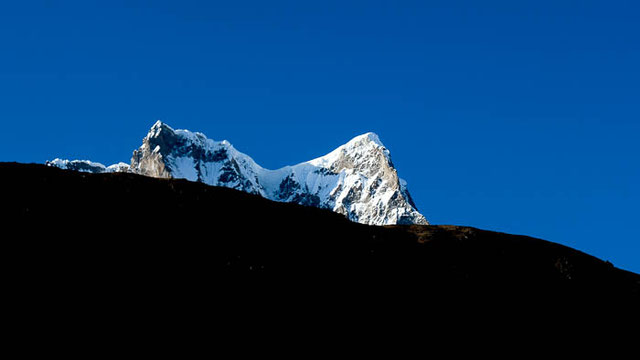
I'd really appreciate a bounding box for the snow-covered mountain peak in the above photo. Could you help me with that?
[347,132,384,147]
[150,119,165,131]
[145,121,229,152]
[307,132,392,176]
[147,120,174,140]
[49,122,428,226]
[46,158,130,174]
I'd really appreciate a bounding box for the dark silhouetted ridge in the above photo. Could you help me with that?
[2,162,639,309]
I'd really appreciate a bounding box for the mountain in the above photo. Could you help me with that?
[3,162,639,301]
[48,121,428,225]
[45,158,130,173]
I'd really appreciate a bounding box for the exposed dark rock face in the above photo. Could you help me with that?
[277,175,301,200]
[60,161,105,173]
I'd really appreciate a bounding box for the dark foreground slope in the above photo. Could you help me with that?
[2,162,639,304]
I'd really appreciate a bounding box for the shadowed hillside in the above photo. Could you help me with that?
[2,162,639,305]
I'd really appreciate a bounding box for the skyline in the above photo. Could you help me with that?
[1,1,638,272]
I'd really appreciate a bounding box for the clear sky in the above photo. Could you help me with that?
[1,1,638,272]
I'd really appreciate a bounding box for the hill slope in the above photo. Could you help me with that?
[2,162,638,301]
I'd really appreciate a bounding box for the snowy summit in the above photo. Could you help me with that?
[48,121,428,226]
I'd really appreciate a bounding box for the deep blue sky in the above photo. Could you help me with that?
[1,1,638,272]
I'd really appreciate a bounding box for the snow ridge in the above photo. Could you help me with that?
[46,159,130,174]
[49,121,428,225]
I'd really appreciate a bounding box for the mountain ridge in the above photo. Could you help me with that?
[48,121,428,225]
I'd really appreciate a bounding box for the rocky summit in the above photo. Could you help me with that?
[48,121,428,225]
